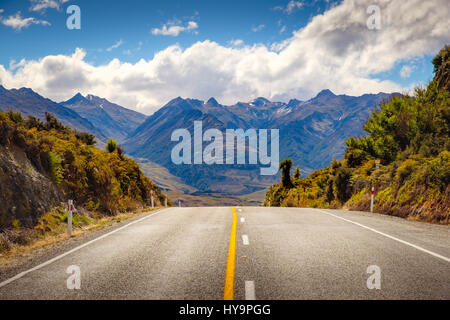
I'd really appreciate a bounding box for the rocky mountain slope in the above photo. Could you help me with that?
[0,144,63,228]
[124,91,399,194]
[0,86,106,141]
[61,93,146,143]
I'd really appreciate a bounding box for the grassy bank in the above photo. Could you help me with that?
[0,206,162,265]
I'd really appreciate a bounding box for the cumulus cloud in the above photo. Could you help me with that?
[29,0,68,12]
[151,20,198,36]
[0,0,449,115]
[1,12,50,30]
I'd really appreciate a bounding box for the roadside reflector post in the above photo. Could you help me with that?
[150,190,154,208]
[67,199,73,237]
[165,196,168,207]
[370,187,375,213]
[268,200,271,207]
[179,200,181,208]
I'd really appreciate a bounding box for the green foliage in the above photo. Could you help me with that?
[48,151,63,185]
[334,167,353,203]
[264,46,450,223]
[106,138,117,153]
[395,159,418,183]
[7,111,24,124]
[427,150,450,192]
[75,132,96,145]
[45,112,67,132]
[12,219,21,229]
[294,166,301,179]
[279,158,293,188]
[0,110,169,216]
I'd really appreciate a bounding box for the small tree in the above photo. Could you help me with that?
[279,158,293,188]
[106,138,117,153]
[294,166,301,179]
[334,167,353,203]
[76,132,96,145]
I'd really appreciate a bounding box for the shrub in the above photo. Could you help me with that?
[106,138,117,153]
[279,158,293,188]
[75,132,96,145]
[48,151,63,185]
[293,167,301,179]
[427,151,450,192]
[334,167,353,203]
[395,159,418,183]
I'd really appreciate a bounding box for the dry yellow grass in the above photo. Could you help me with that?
[0,207,163,266]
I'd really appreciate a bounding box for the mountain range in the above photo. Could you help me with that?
[61,93,145,143]
[123,90,400,194]
[0,84,400,195]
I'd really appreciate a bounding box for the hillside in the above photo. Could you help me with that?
[0,111,168,231]
[0,86,106,142]
[265,46,450,224]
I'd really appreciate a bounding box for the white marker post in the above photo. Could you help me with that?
[370,187,375,213]
[165,196,168,207]
[150,190,154,208]
[179,200,181,208]
[67,200,73,237]
[268,200,271,208]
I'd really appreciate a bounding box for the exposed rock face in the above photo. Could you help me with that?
[0,145,63,229]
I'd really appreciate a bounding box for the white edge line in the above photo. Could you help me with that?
[245,281,256,300]
[242,235,250,245]
[316,209,450,263]
[0,208,169,288]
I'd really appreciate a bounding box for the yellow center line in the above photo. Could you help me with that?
[224,207,237,300]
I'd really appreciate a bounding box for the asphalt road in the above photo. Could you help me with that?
[0,207,449,300]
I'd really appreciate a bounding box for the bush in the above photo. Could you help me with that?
[106,138,117,153]
[427,151,450,192]
[334,167,353,203]
[75,132,96,145]
[279,158,293,188]
[395,159,418,183]
[48,151,63,185]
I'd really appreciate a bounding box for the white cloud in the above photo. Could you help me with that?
[400,65,416,79]
[29,0,68,12]
[229,39,244,47]
[1,12,50,30]
[151,20,198,36]
[106,40,124,52]
[0,0,449,115]
[274,1,304,14]
[0,9,4,13]
[9,59,27,71]
[252,24,265,32]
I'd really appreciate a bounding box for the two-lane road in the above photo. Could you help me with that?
[0,207,449,299]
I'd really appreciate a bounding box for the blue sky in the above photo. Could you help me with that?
[0,0,335,64]
[0,0,447,114]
